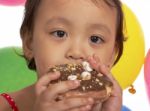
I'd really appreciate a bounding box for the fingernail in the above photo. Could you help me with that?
[91,58,97,64]
[93,60,97,64]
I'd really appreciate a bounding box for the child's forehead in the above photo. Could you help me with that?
[37,0,117,19]
[35,0,117,35]
[39,0,116,11]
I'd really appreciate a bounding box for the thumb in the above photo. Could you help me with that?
[35,71,60,96]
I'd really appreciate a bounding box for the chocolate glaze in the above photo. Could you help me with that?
[49,63,113,92]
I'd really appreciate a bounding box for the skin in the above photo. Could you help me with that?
[0,0,122,111]
[26,0,117,77]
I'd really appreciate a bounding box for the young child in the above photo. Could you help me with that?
[0,0,124,111]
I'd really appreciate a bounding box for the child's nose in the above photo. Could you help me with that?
[65,44,86,61]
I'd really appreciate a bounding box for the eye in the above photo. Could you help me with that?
[90,35,104,44]
[50,30,67,38]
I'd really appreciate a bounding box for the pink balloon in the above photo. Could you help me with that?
[0,0,26,6]
[144,49,150,102]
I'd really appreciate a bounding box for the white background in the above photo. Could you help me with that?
[0,0,150,111]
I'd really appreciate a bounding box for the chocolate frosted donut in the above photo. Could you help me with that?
[49,61,113,101]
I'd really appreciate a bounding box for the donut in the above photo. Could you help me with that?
[48,61,113,102]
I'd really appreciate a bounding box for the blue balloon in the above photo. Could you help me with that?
[122,106,131,111]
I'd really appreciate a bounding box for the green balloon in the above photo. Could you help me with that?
[0,47,37,93]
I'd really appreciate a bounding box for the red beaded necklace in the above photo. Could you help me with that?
[1,93,19,111]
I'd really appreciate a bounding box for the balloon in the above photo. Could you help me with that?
[112,4,145,89]
[144,49,150,101]
[0,0,25,6]
[122,106,131,111]
[0,47,36,93]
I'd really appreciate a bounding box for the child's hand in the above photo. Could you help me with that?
[88,55,122,111]
[33,71,94,111]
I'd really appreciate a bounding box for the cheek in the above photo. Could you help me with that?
[34,53,53,77]
[31,35,65,76]
[96,51,114,63]
[95,43,116,65]
[33,44,67,77]
[34,50,59,76]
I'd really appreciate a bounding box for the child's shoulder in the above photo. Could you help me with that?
[0,94,10,111]
[0,91,19,111]
[0,85,35,111]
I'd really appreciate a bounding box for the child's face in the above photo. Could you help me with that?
[25,0,117,77]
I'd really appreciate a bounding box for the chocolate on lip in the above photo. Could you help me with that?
[48,61,113,94]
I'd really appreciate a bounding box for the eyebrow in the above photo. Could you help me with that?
[45,17,71,26]
[90,23,111,34]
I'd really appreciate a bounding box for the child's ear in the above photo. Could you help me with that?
[22,31,33,61]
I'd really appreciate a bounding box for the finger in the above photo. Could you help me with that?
[102,80,122,111]
[100,65,116,82]
[69,105,93,111]
[93,54,112,74]
[80,105,93,111]
[87,55,99,71]
[93,54,100,63]
[100,65,122,90]
[57,97,94,111]
[88,55,122,96]
[92,103,102,111]
[88,55,122,111]
[35,71,60,95]
[87,55,106,74]
[96,63,122,111]
[42,80,80,101]
[37,71,60,87]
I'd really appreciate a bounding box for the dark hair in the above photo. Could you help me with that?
[20,0,125,70]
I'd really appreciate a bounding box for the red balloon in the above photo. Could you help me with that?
[144,49,150,102]
[0,0,26,6]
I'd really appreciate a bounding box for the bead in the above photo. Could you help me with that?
[1,93,19,111]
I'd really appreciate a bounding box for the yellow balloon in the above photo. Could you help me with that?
[112,4,145,89]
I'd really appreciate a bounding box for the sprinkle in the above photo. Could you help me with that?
[98,73,103,77]
[81,71,91,80]
[99,82,103,86]
[105,86,112,95]
[68,75,77,80]
[53,69,57,72]
[71,67,76,71]
[96,78,99,82]
[82,61,93,72]
[82,86,86,91]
